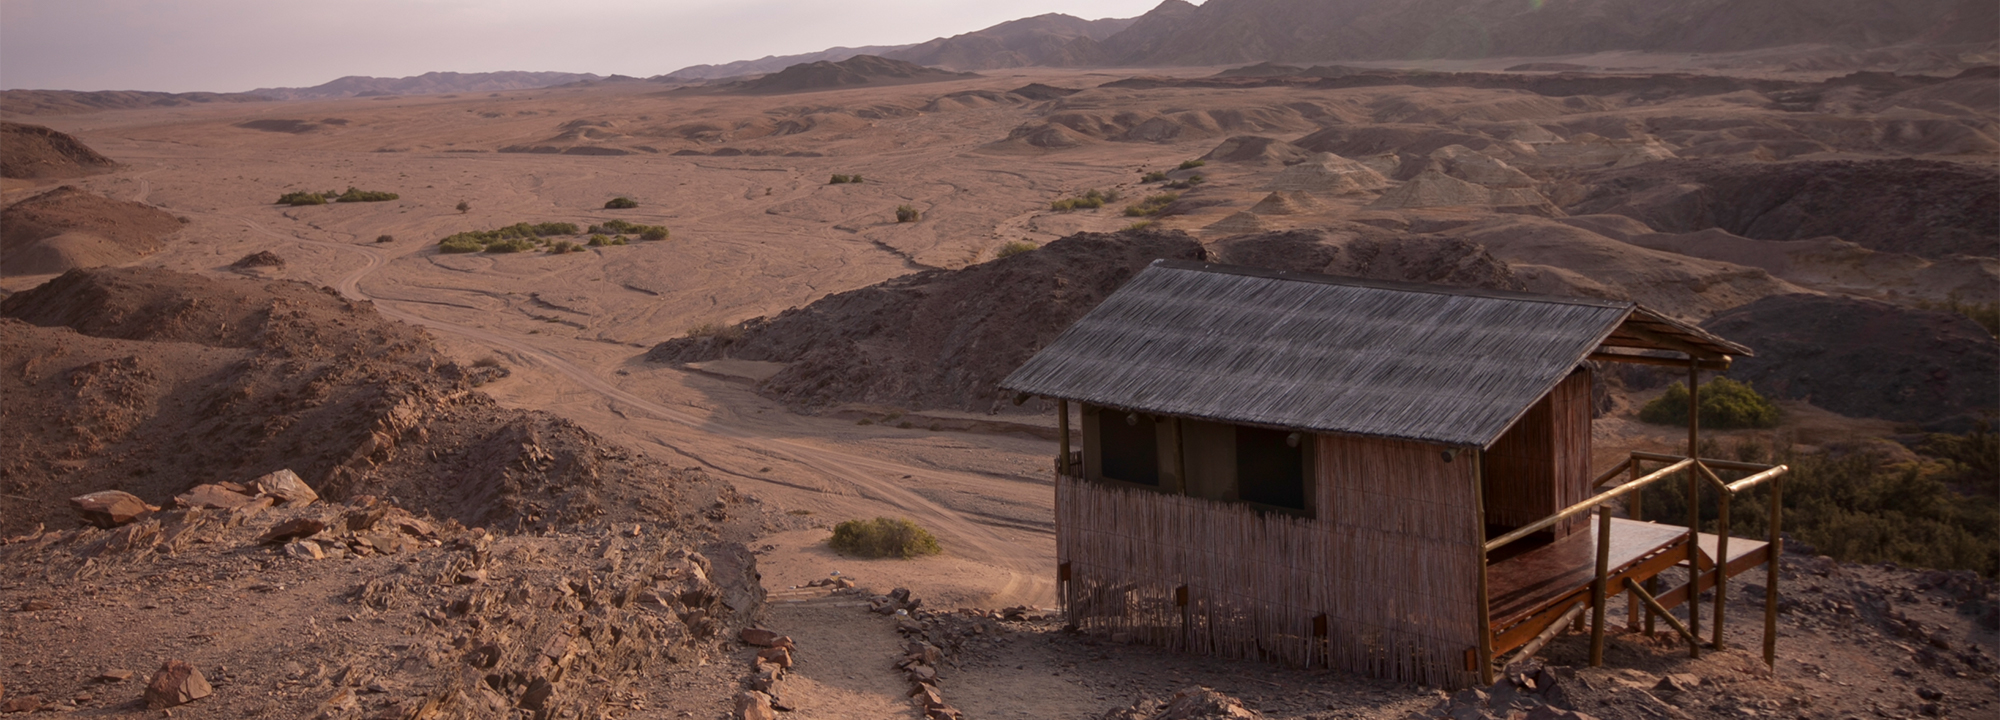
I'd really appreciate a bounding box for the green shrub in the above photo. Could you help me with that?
[589,219,669,240]
[438,237,484,253]
[1178,159,1206,170]
[375,234,394,243]
[829,174,864,184]
[1637,428,1999,576]
[604,197,639,209]
[996,240,1037,258]
[1125,220,1155,231]
[335,187,398,202]
[1638,377,1781,429]
[1165,174,1205,189]
[1123,193,1179,217]
[829,517,941,558]
[277,191,326,206]
[639,227,669,241]
[895,204,920,223]
[1050,189,1117,211]
[587,234,627,247]
[545,240,583,254]
[1141,171,1168,183]
[485,238,536,253]
[456,201,471,213]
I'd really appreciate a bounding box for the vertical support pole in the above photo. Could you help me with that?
[1057,399,1071,478]
[1686,359,1702,658]
[1627,459,1645,633]
[1589,506,1613,666]
[1712,488,1731,649]
[1472,450,1494,686]
[1763,475,1783,667]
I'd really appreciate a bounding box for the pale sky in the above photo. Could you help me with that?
[0,0,1172,93]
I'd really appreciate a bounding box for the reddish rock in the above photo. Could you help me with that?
[143,660,211,709]
[95,669,133,682]
[18,599,54,611]
[259,517,327,544]
[756,646,793,669]
[739,627,794,648]
[69,490,153,528]
[735,690,776,720]
[175,484,255,510]
[0,695,40,713]
[252,469,318,506]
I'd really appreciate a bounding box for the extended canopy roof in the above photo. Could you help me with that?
[1000,261,1750,448]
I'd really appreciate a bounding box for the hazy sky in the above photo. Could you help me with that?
[1,0,1171,93]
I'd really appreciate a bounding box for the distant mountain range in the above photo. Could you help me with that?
[249,71,606,100]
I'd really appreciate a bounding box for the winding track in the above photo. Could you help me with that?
[230,217,1052,606]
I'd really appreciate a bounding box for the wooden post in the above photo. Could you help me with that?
[1764,475,1783,667]
[1627,458,1645,633]
[1589,506,1613,666]
[1472,450,1495,686]
[1712,488,1731,649]
[1686,360,1702,658]
[1058,399,1071,478]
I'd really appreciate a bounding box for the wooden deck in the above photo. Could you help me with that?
[1485,518,1771,655]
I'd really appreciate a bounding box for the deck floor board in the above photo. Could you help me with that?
[1487,518,1690,632]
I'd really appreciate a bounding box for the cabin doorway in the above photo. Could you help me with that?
[1481,369,1593,555]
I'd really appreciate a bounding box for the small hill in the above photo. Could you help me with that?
[727,56,979,95]
[250,71,602,100]
[1703,294,1999,431]
[646,229,1207,412]
[0,122,118,179]
[1261,153,1390,194]
[656,45,914,82]
[0,89,265,117]
[0,186,181,276]
[1201,135,1312,166]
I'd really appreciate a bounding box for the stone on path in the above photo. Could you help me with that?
[69,490,153,528]
[143,660,212,709]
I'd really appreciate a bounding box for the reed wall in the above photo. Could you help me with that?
[1058,434,1480,687]
[1481,369,1593,536]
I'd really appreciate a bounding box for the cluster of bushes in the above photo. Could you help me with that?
[829,174,865,184]
[828,517,942,559]
[1050,189,1117,211]
[586,219,670,241]
[1163,174,1205,190]
[604,197,639,209]
[437,222,583,254]
[275,187,400,206]
[1124,193,1179,217]
[1637,425,1999,576]
[1141,170,1169,183]
[996,240,1037,258]
[586,235,628,247]
[1639,377,1782,429]
[895,204,921,223]
[1178,159,1206,170]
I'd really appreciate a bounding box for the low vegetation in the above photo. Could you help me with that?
[375,234,394,243]
[1123,193,1179,217]
[996,240,1037,258]
[1178,159,1206,170]
[335,187,398,202]
[829,174,864,184]
[436,222,583,254]
[1639,377,1782,429]
[276,191,326,206]
[1141,170,1169,183]
[603,197,638,209]
[586,234,627,247]
[1639,426,1999,576]
[1125,220,1155,231]
[586,219,670,241]
[1164,174,1205,189]
[455,201,471,213]
[1050,189,1117,211]
[895,204,921,223]
[828,517,942,559]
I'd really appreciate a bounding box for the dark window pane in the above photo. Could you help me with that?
[1236,426,1304,509]
[1100,411,1159,486]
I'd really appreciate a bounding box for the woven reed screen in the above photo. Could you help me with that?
[1058,434,1480,687]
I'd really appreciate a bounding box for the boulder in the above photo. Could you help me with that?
[176,484,256,510]
[259,517,327,544]
[756,646,793,669]
[739,627,793,648]
[252,468,318,506]
[735,690,777,720]
[143,660,212,709]
[69,490,153,528]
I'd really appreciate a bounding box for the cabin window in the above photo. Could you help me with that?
[1099,410,1160,486]
[1236,426,1307,511]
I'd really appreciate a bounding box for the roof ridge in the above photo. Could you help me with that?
[1150,259,1636,310]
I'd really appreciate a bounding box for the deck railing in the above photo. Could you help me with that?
[1476,451,1787,684]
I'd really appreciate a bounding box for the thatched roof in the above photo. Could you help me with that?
[1001,261,1749,448]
